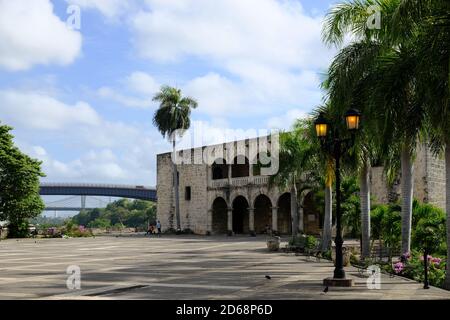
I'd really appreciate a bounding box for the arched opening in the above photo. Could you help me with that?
[254,194,272,234]
[252,152,270,176]
[277,193,292,234]
[212,197,228,234]
[303,191,321,235]
[211,158,227,180]
[232,196,249,234]
[231,156,249,178]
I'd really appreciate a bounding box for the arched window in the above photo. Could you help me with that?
[231,156,249,178]
[211,158,227,180]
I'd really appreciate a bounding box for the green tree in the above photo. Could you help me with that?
[270,119,320,237]
[152,86,197,232]
[322,0,434,256]
[0,124,45,238]
[340,176,361,239]
[392,0,450,289]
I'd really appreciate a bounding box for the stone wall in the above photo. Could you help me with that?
[158,140,447,236]
[156,152,175,231]
[425,146,446,210]
[370,143,446,210]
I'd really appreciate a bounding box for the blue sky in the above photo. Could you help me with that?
[0,0,339,186]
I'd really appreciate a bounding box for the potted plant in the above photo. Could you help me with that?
[267,236,281,251]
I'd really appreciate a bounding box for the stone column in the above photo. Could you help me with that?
[207,208,213,235]
[271,206,278,235]
[249,207,256,236]
[298,204,304,234]
[227,207,233,236]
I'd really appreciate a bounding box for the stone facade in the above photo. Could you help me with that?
[157,139,446,236]
[370,143,446,210]
[156,136,321,235]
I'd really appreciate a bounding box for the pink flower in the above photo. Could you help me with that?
[431,257,441,265]
[394,262,404,274]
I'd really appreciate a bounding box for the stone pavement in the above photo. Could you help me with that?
[0,234,449,300]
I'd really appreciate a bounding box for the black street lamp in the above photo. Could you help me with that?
[314,109,361,287]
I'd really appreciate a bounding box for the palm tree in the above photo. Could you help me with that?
[309,105,338,252]
[394,0,450,289]
[323,39,386,258]
[322,157,335,252]
[270,119,319,237]
[152,86,198,232]
[322,0,429,255]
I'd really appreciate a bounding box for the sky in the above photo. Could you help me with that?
[0,0,340,187]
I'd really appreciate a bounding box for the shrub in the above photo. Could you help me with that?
[6,221,30,238]
[304,235,317,251]
[388,251,446,288]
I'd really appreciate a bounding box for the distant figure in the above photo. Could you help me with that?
[146,225,153,236]
[156,220,161,237]
[0,225,3,240]
[265,224,272,236]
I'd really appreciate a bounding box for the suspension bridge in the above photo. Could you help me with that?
[43,196,112,211]
[39,183,157,212]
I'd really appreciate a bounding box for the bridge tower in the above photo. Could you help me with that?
[81,196,86,211]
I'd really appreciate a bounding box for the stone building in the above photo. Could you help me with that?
[156,137,446,236]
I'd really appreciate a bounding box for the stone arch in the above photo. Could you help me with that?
[231,155,249,178]
[211,197,228,234]
[211,158,227,180]
[277,192,292,234]
[232,196,249,234]
[303,191,321,235]
[253,194,272,234]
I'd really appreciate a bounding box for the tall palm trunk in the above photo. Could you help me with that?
[298,193,304,234]
[322,184,332,252]
[443,143,450,290]
[400,146,414,254]
[172,138,181,231]
[360,161,371,259]
[290,184,298,237]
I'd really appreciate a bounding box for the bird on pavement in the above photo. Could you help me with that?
[265,275,271,280]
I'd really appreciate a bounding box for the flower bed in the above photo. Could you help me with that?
[383,251,446,288]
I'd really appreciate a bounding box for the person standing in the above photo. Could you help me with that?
[156,220,162,237]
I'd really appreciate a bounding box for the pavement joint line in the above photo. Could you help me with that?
[42,282,250,299]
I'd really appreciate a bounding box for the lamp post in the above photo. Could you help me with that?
[314,108,361,287]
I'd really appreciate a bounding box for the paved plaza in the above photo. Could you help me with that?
[0,235,449,300]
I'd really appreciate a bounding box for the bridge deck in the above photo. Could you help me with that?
[39,183,157,202]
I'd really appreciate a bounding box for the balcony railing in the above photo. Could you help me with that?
[209,176,269,188]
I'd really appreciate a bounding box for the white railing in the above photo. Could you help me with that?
[209,175,270,188]
[210,179,229,188]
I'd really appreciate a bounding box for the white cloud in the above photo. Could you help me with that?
[131,0,332,70]
[6,90,167,185]
[66,0,132,18]
[183,73,246,116]
[0,89,100,130]
[0,0,82,71]
[125,71,160,95]
[97,86,152,109]
[96,71,159,109]
[267,109,309,130]
[128,0,333,118]
[29,146,130,181]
